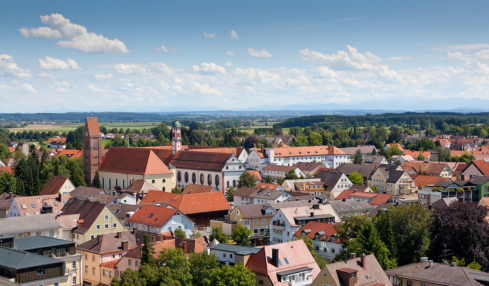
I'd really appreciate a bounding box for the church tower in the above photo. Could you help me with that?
[172,120,182,155]
[84,117,102,187]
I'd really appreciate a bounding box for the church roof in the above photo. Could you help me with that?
[99,147,173,175]
[172,120,181,128]
[169,151,233,172]
[85,117,100,136]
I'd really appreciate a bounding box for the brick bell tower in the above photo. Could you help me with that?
[84,117,102,187]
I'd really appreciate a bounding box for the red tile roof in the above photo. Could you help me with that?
[100,259,121,268]
[85,117,101,136]
[470,160,489,176]
[99,147,172,175]
[293,221,338,242]
[245,170,262,181]
[181,184,216,194]
[8,147,15,153]
[46,137,67,144]
[403,150,430,159]
[0,166,14,174]
[255,183,281,189]
[140,190,231,214]
[39,176,70,195]
[55,149,82,158]
[127,205,179,227]
[413,175,449,187]
[272,146,345,158]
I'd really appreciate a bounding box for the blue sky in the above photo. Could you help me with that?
[1,0,489,112]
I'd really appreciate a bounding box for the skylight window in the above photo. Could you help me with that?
[284,258,289,264]
[149,214,154,218]
[31,204,36,208]
[278,259,283,266]
[21,204,27,209]
[54,202,58,206]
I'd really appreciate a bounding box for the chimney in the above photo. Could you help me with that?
[353,189,357,193]
[117,232,122,238]
[133,228,138,234]
[312,204,320,209]
[97,234,103,244]
[451,262,457,267]
[342,198,346,202]
[272,248,279,267]
[420,257,428,262]
[361,253,366,270]
[349,253,356,259]
[428,260,433,267]
[310,212,314,217]
[122,241,129,250]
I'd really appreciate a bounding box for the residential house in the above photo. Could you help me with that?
[346,184,374,193]
[246,240,321,286]
[329,198,374,219]
[336,163,377,184]
[403,150,431,161]
[293,221,342,260]
[293,181,327,195]
[413,175,449,188]
[56,214,81,241]
[401,161,453,178]
[76,231,137,286]
[430,197,459,209]
[46,137,67,149]
[263,145,348,169]
[127,205,194,237]
[391,155,415,164]
[0,246,68,286]
[180,184,219,194]
[335,189,397,206]
[255,183,284,190]
[362,155,389,165]
[315,171,353,198]
[209,244,261,266]
[469,176,489,200]
[98,147,176,193]
[247,148,269,172]
[107,204,141,227]
[244,170,262,184]
[0,193,19,218]
[385,258,489,286]
[368,165,415,195]
[262,165,306,183]
[269,204,339,244]
[12,236,82,286]
[461,159,489,180]
[312,253,392,286]
[281,179,332,192]
[60,199,127,245]
[384,143,405,153]
[70,187,136,205]
[39,176,76,196]
[7,194,70,218]
[234,186,291,206]
[340,145,378,163]
[292,162,324,176]
[0,214,62,238]
[140,190,231,226]
[120,180,159,203]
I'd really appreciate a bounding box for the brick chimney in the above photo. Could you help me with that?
[132,228,138,234]
[122,241,129,250]
[349,253,356,259]
[116,232,122,238]
[97,234,103,244]
[272,248,279,267]
[361,253,366,270]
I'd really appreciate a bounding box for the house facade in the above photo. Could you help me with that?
[127,205,194,237]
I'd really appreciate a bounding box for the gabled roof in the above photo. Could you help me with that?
[467,160,489,176]
[11,194,70,217]
[235,201,317,219]
[0,166,14,174]
[181,184,216,194]
[0,246,63,269]
[263,165,295,172]
[329,199,374,214]
[39,176,71,195]
[325,254,392,286]
[99,147,172,175]
[272,145,346,158]
[13,236,74,251]
[60,199,107,234]
[127,205,179,227]
[314,171,345,192]
[0,214,62,235]
[292,162,323,172]
[339,145,378,155]
[336,163,376,178]
[413,175,449,187]
[255,183,282,189]
[122,180,159,194]
[56,214,80,230]
[245,240,321,286]
[140,190,231,214]
[107,204,141,221]
[76,231,137,254]
[169,151,233,172]
[293,221,338,242]
[245,170,262,181]
[70,186,119,204]
[85,117,101,136]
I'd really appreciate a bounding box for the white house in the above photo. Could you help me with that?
[127,205,194,237]
[209,244,261,266]
[269,204,339,244]
[0,214,63,238]
[293,221,343,260]
[261,165,306,183]
[315,171,354,198]
[264,146,349,169]
[233,187,292,206]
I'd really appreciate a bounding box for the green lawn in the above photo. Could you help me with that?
[7,121,161,133]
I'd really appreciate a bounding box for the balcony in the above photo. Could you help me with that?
[272,221,286,230]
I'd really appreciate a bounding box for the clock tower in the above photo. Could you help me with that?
[84,117,102,187]
[172,120,182,155]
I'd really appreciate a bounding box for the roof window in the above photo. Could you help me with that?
[149,214,154,218]
[21,204,27,209]
[284,258,289,264]
[31,204,36,208]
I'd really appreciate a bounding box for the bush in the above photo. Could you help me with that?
[456,187,464,193]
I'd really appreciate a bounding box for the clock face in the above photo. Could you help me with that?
[85,132,88,136]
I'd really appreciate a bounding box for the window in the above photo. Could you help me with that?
[177,171,182,182]
[259,281,264,285]
[128,259,132,266]
[85,266,88,273]
[162,187,165,192]
[92,255,95,262]
[54,282,59,286]
[215,175,220,186]
[135,261,139,267]
[105,215,109,221]
[407,281,413,286]
[152,179,155,184]
[223,253,226,257]
[113,222,117,228]
[96,224,101,230]
[230,254,233,258]
[49,230,54,237]
[200,173,204,184]
[208,174,212,186]
[72,261,76,269]
[37,268,45,275]
[72,276,76,285]
[85,254,87,260]
[233,180,236,188]
[254,219,258,225]
[109,178,111,190]
[185,172,189,183]
[104,224,109,229]
[103,270,108,277]
[262,218,266,224]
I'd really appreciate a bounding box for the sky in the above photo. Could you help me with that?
[1,0,489,112]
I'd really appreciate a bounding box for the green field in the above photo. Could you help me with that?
[7,122,161,133]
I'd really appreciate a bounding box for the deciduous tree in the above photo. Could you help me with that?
[348,171,364,185]
[231,225,251,246]
[237,172,255,188]
[209,227,228,244]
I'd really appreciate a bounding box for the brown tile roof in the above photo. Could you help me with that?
[292,162,323,172]
[263,165,295,172]
[127,205,180,227]
[272,145,345,158]
[336,163,376,178]
[76,231,137,253]
[245,170,262,181]
[168,151,233,172]
[70,186,119,204]
[246,240,321,285]
[0,193,19,212]
[413,175,449,187]
[293,221,339,242]
[0,166,14,174]
[401,161,430,172]
[181,184,216,194]
[39,176,70,195]
[107,204,141,221]
[56,214,80,230]
[404,150,431,159]
[468,160,489,176]
[85,117,101,136]
[99,147,172,175]
[60,198,107,234]
[153,237,208,257]
[122,180,159,194]
[12,194,70,217]
[140,190,231,214]
[326,254,392,286]
[255,183,281,189]
[234,186,256,198]
[424,162,449,175]
[347,184,370,192]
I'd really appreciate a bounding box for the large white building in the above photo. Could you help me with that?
[248,146,348,172]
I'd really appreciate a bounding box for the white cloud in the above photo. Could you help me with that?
[113,62,174,76]
[204,32,216,39]
[39,72,54,78]
[433,43,489,52]
[224,62,233,67]
[234,67,280,84]
[38,56,81,70]
[475,49,489,60]
[192,63,226,75]
[22,83,38,93]
[226,51,235,57]
[87,85,107,92]
[0,54,31,78]
[379,66,403,81]
[248,48,273,58]
[50,81,69,92]
[20,13,129,54]
[94,73,114,80]
[385,56,413,62]
[191,81,220,94]
[446,52,473,62]
[154,45,168,53]
[299,45,382,70]
[229,30,239,40]
[312,66,338,78]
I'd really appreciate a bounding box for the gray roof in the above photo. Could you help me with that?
[249,188,287,200]
[362,155,387,164]
[385,261,489,286]
[468,176,489,185]
[336,163,376,178]
[0,276,21,286]
[431,197,459,209]
[236,200,317,219]
[210,244,260,255]
[340,145,378,155]
[14,236,74,251]
[314,172,344,192]
[329,199,374,214]
[0,246,63,269]
[0,214,62,235]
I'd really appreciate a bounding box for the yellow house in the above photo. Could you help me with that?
[60,199,127,245]
[98,147,175,193]
[76,231,137,286]
[368,165,414,195]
